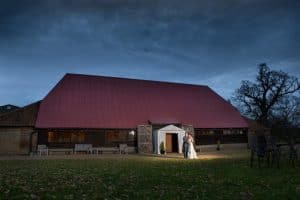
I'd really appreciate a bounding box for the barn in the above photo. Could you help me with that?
[0,102,40,155]
[35,73,248,154]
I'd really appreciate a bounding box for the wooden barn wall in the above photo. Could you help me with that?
[0,127,34,155]
[37,129,137,148]
[194,128,248,145]
[181,125,195,137]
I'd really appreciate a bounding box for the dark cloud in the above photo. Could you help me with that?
[0,0,299,106]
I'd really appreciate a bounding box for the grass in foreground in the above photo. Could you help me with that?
[0,156,299,199]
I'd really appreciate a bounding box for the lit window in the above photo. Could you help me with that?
[48,132,85,143]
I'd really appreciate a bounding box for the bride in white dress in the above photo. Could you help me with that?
[187,134,198,159]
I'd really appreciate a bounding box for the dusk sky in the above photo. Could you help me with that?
[1,0,300,106]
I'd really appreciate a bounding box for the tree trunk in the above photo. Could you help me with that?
[258,113,269,127]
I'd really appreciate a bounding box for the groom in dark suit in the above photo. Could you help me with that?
[182,132,189,159]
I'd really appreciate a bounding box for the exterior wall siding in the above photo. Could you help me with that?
[0,127,34,155]
[37,129,137,149]
[181,125,194,137]
[0,126,249,155]
[194,128,248,145]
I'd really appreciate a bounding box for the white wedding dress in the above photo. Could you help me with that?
[187,137,198,159]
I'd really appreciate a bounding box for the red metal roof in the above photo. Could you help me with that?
[35,73,247,129]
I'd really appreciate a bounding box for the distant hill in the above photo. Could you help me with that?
[0,104,20,115]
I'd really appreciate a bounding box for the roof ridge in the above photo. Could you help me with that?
[0,101,41,116]
[64,73,209,88]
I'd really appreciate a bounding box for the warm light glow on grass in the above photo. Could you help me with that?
[0,149,298,199]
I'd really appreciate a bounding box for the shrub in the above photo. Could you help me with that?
[160,141,165,154]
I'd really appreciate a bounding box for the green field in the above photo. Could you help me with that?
[0,155,299,199]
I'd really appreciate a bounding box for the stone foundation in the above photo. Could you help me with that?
[137,125,153,153]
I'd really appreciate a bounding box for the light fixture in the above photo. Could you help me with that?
[129,130,135,136]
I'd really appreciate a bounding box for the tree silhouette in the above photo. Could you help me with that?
[233,63,300,126]
[272,95,300,127]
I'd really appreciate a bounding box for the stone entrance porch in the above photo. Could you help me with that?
[137,124,194,154]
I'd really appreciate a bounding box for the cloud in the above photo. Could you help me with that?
[0,0,299,106]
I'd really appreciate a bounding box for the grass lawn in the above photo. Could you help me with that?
[0,154,299,199]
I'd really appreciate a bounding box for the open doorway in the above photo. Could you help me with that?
[165,133,179,153]
[152,124,185,154]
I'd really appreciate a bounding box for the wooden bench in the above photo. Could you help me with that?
[99,147,120,154]
[48,148,74,155]
[89,147,102,154]
[74,144,92,154]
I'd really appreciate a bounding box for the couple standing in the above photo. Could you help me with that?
[182,132,198,159]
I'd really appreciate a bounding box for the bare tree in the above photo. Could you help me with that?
[232,63,300,126]
[272,95,300,127]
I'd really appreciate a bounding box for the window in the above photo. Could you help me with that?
[222,129,246,135]
[105,131,121,144]
[105,130,128,144]
[223,130,232,135]
[194,130,214,135]
[71,133,85,143]
[105,130,136,146]
[48,132,85,143]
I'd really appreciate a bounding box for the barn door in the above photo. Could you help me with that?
[166,133,173,153]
